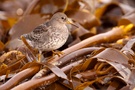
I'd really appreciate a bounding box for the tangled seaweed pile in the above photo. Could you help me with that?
[0,0,135,90]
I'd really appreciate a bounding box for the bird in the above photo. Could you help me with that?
[21,12,75,60]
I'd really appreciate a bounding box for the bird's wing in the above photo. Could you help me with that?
[31,23,52,43]
[32,23,49,34]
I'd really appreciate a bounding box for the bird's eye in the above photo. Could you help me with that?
[61,17,65,20]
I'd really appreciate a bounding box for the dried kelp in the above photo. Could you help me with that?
[0,0,135,90]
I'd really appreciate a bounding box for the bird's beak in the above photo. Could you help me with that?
[66,18,78,28]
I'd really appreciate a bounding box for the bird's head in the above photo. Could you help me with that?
[50,12,78,27]
[50,12,68,24]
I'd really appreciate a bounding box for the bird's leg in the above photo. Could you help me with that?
[38,51,42,62]
[52,50,64,57]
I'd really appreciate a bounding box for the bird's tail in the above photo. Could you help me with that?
[21,34,30,40]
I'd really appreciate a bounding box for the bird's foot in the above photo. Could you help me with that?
[52,50,64,57]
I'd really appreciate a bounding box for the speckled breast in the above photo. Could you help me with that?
[39,26,69,51]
